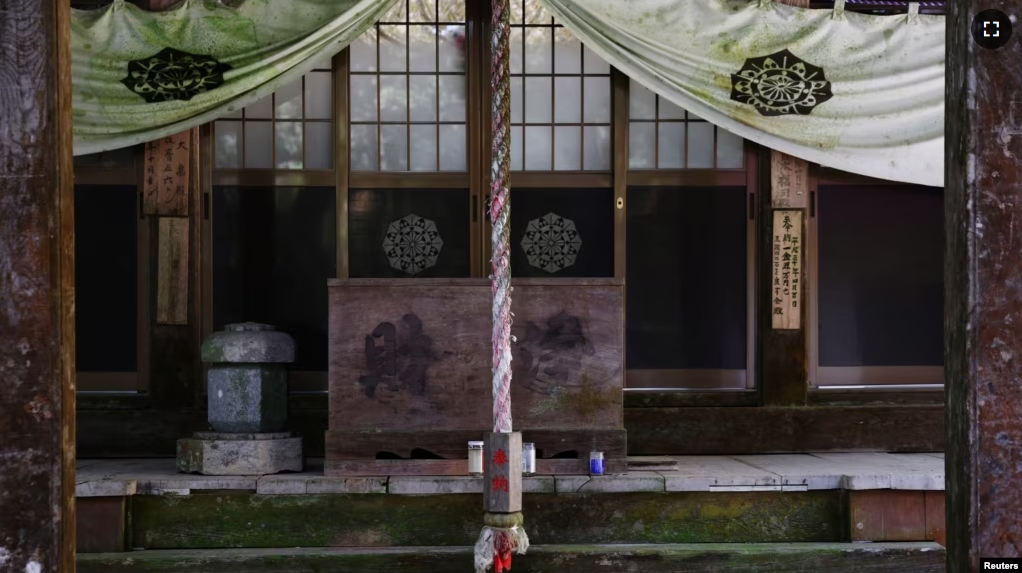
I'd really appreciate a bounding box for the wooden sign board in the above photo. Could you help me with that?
[484,431,522,513]
[143,131,192,216]
[156,217,190,325]
[771,210,802,330]
[770,151,808,209]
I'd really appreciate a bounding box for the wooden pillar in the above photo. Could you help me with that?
[758,0,810,407]
[759,148,810,405]
[144,0,203,408]
[946,3,1022,571]
[0,0,76,571]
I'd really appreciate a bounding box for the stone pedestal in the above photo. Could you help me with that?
[177,322,303,475]
[177,432,303,475]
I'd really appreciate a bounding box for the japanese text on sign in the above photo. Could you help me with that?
[143,132,191,216]
[491,448,509,491]
[770,151,808,209]
[772,210,802,330]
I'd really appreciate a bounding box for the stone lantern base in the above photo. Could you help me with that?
[177,432,303,476]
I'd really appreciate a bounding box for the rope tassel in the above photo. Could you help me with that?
[474,513,531,573]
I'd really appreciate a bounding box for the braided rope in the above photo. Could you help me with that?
[490,0,513,434]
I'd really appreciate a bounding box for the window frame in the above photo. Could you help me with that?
[806,169,945,392]
[621,144,759,392]
[73,148,152,393]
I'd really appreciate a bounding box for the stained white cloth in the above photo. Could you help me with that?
[541,0,944,186]
[71,0,397,155]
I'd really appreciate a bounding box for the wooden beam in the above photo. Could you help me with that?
[126,490,843,548]
[625,406,944,455]
[0,0,76,571]
[77,402,942,458]
[946,1,1022,570]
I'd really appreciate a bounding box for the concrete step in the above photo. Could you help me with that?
[77,542,945,573]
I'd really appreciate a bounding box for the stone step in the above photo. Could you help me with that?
[77,542,945,573]
[129,491,847,549]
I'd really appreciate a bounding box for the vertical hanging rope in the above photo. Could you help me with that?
[474,1,530,571]
[490,0,513,436]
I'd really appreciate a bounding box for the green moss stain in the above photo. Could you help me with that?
[77,542,946,573]
[131,491,842,549]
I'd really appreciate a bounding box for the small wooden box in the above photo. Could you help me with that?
[325,278,626,476]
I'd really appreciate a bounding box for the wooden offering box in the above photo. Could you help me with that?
[325,278,626,476]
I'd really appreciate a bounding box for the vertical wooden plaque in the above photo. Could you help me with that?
[483,432,522,513]
[771,210,802,330]
[143,131,192,216]
[770,151,808,209]
[156,217,190,325]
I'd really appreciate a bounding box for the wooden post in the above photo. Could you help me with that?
[0,0,76,571]
[144,0,203,408]
[759,148,810,406]
[946,2,1022,571]
[483,432,523,513]
[759,0,810,406]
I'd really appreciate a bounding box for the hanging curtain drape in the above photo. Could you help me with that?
[71,0,398,155]
[539,0,944,187]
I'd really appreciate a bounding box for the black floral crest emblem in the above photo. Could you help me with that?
[121,47,232,103]
[730,49,832,116]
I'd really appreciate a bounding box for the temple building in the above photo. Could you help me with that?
[1,0,1010,572]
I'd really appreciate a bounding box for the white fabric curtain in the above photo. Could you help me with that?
[72,0,397,155]
[540,0,944,186]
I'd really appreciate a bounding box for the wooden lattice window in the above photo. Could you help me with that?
[213,59,335,170]
[348,0,468,172]
[510,0,612,171]
[628,79,744,169]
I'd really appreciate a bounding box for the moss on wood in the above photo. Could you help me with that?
[78,542,945,573]
[130,491,842,549]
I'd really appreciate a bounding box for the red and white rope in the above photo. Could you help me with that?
[490,0,513,435]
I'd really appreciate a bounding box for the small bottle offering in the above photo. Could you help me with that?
[468,441,484,476]
[589,451,604,476]
[522,443,536,475]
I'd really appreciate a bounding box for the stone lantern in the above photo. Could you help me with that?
[177,322,303,475]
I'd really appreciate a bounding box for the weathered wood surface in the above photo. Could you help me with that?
[0,0,77,572]
[76,497,127,553]
[759,150,809,406]
[77,408,206,457]
[78,404,941,458]
[76,402,324,459]
[624,390,759,408]
[924,491,946,547]
[484,432,522,512]
[849,491,930,542]
[128,491,842,548]
[156,217,189,325]
[770,150,809,209]
[142,132,191,216]
[626,406,943,455]
[328,279,624,432]
[325,429,626,460]
[946,1,1022,570]
[76,542,946,573]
